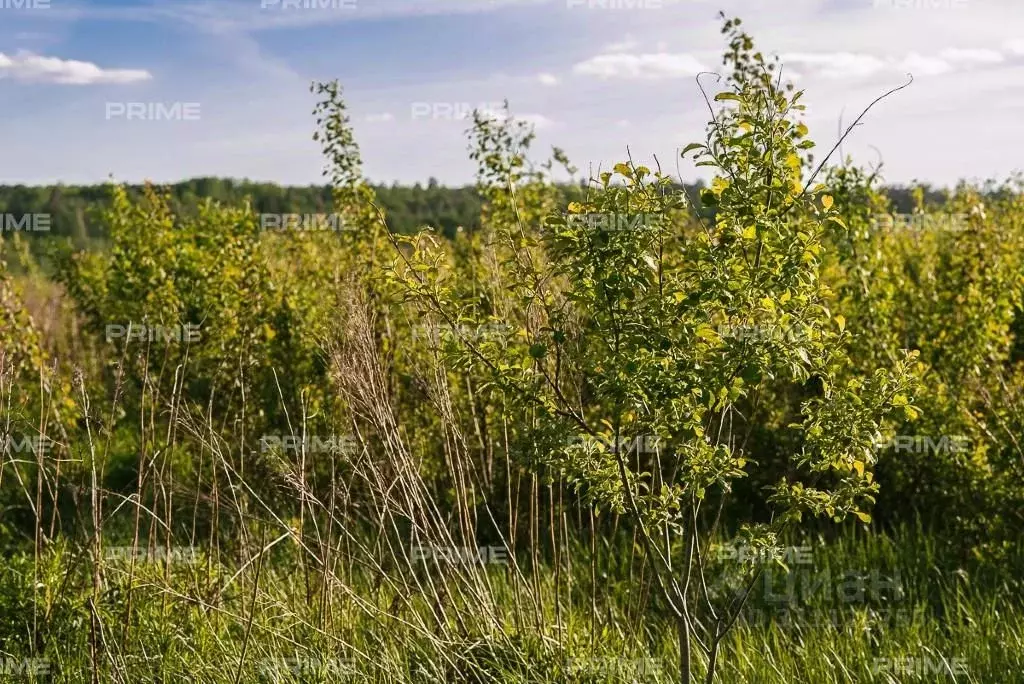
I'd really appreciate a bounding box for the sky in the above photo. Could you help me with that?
[1,0,1022,188]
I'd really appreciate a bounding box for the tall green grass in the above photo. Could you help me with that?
[1,523,1020,682]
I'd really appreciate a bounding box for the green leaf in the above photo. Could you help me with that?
[695,325,720,342]
[714,92,741,102]
[855,511,872,524]
[700,189,719,206]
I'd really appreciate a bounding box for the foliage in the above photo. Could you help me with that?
[1,13,1022,684]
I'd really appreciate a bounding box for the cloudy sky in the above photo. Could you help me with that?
[1,0,1021,187]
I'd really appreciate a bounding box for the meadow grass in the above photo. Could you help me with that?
[1,522,1020,682]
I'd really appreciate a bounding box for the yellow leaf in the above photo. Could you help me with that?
[853,460,864,477]
[822,195,834,211]
[835,315,846,332]
[855,511,872,524]
[695,325,720,342]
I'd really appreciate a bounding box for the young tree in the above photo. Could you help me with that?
[387,16,919,682]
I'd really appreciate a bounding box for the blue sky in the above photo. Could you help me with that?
[1,0,1022,187]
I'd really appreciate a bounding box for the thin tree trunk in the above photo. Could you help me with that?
[678,615,691,684]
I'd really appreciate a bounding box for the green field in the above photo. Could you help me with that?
[2,15,1023,683]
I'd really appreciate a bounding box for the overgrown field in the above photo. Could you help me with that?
[1,16,1023,683]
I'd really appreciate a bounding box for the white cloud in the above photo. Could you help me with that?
[0,52,151,85]
[604,35,640,52]
[365,112,395,122]
[899,52,952,76]
[1005,40,1024,55]
[780,52,888,79]
[517,113,554,129]
[939,48,1004,65]
[780,48,1007,81]
[573,52,706,79]
[474,107,553,129]
[537,72,559,86]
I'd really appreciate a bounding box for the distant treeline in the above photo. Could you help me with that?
[0,176,955,245]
